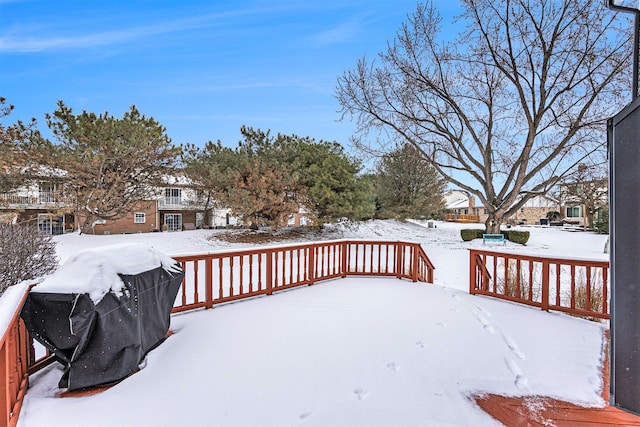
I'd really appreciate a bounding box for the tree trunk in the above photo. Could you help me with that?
[485,212,503,234]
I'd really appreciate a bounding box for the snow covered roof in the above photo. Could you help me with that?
[444,190,472,209]
[161,173,195,186]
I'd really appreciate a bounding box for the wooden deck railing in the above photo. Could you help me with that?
[1,240,434,427]
[171,240,435,313]
[444,214,480,223]
[469,249,610,320]
[1,286,34,427]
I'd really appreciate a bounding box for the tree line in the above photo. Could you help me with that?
[1,99,446,232]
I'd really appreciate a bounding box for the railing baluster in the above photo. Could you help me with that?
[249,254,254,294]
[586,266,592,312]
[570,265,576,309]
[193,260,199,304]
[528,260,534,302]
[555,263,561,307]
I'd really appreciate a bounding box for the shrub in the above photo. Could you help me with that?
[461,229,483,241]
[594,209,609,235]
[0,224,58,295]
[504,230,530,245]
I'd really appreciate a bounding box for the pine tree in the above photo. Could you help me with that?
[375,144,446,219]
[44,101,181,233]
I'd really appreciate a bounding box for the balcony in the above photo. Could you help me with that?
[0,193,74,209]
[158,197,205,210]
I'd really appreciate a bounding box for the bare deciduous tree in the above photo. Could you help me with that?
[0,224,57,295]
[337,0,630,232]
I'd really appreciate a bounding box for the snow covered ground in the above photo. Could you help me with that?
[14,220,610,426]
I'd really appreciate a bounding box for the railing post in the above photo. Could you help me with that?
[341,241,348,278]
[308,245,316,285]
[411,243,419,282]
[266,250,273,295]
[395,243,402,279]
[469,250,477,294]
[205,256,213,309]
[541,260,550,312]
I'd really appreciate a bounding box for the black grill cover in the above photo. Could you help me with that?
[21,264,184,390]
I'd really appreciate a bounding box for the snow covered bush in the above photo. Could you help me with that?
[460,229,483,241]
[0,224,58,295]
[504,230,530,245]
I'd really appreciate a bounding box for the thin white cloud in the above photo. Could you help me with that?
[309,17,363,46]
[0,7,267,53]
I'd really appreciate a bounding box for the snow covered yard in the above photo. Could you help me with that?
[14,221,610,426]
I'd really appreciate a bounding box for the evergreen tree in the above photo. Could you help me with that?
[375,144,446,219]
[44,101,181,233]
[0,98,44,196]
[182,140,237,226]
[291,139,375,225]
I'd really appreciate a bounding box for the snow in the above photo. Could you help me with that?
[33,243,182,304]
[8,220,610,426]
[0,281,31,340]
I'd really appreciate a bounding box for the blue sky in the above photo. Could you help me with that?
[1,0,463,152]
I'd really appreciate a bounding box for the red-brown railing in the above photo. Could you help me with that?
[171,240,434,313]
[444,214,480,223]
[1,286,34,427]
[469,249,610,319]
[1,240,434,427]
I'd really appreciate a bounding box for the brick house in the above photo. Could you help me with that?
[476,195,560,226]
[0,171,245,234]
[442,189,560,226]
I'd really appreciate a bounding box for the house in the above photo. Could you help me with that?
[442,189,560,226]
[0,170,247,234]
[442,190,480,223]
[559,178,608,228]
[0,170,74,235]
[474,194,560,226]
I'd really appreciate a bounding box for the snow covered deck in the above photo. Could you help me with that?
[18,277,608,427]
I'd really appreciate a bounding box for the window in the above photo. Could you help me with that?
[134,212,146,223]
[38,214,64,235]
[38,182,57,203]
[566,206,581,217]
[484,209,489,214]
[164,213,182,231]
[165,188,182,205]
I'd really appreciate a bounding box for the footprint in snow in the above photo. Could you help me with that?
[354,388,369,400]
[505,357,530,392]
[473,303,492,317]
[436,321,446,327]
[471,310,496,334]
[299,412,313,420]
[386,362,400,372]
[501,333,526,360]
[416,340,426,348]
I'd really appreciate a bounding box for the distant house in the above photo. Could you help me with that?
[442,189,560,226]
[0,172,210,234]
[442,190,479,223]
[559,179,608,228]
[476,194,560,226]
[0,169,74,235]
